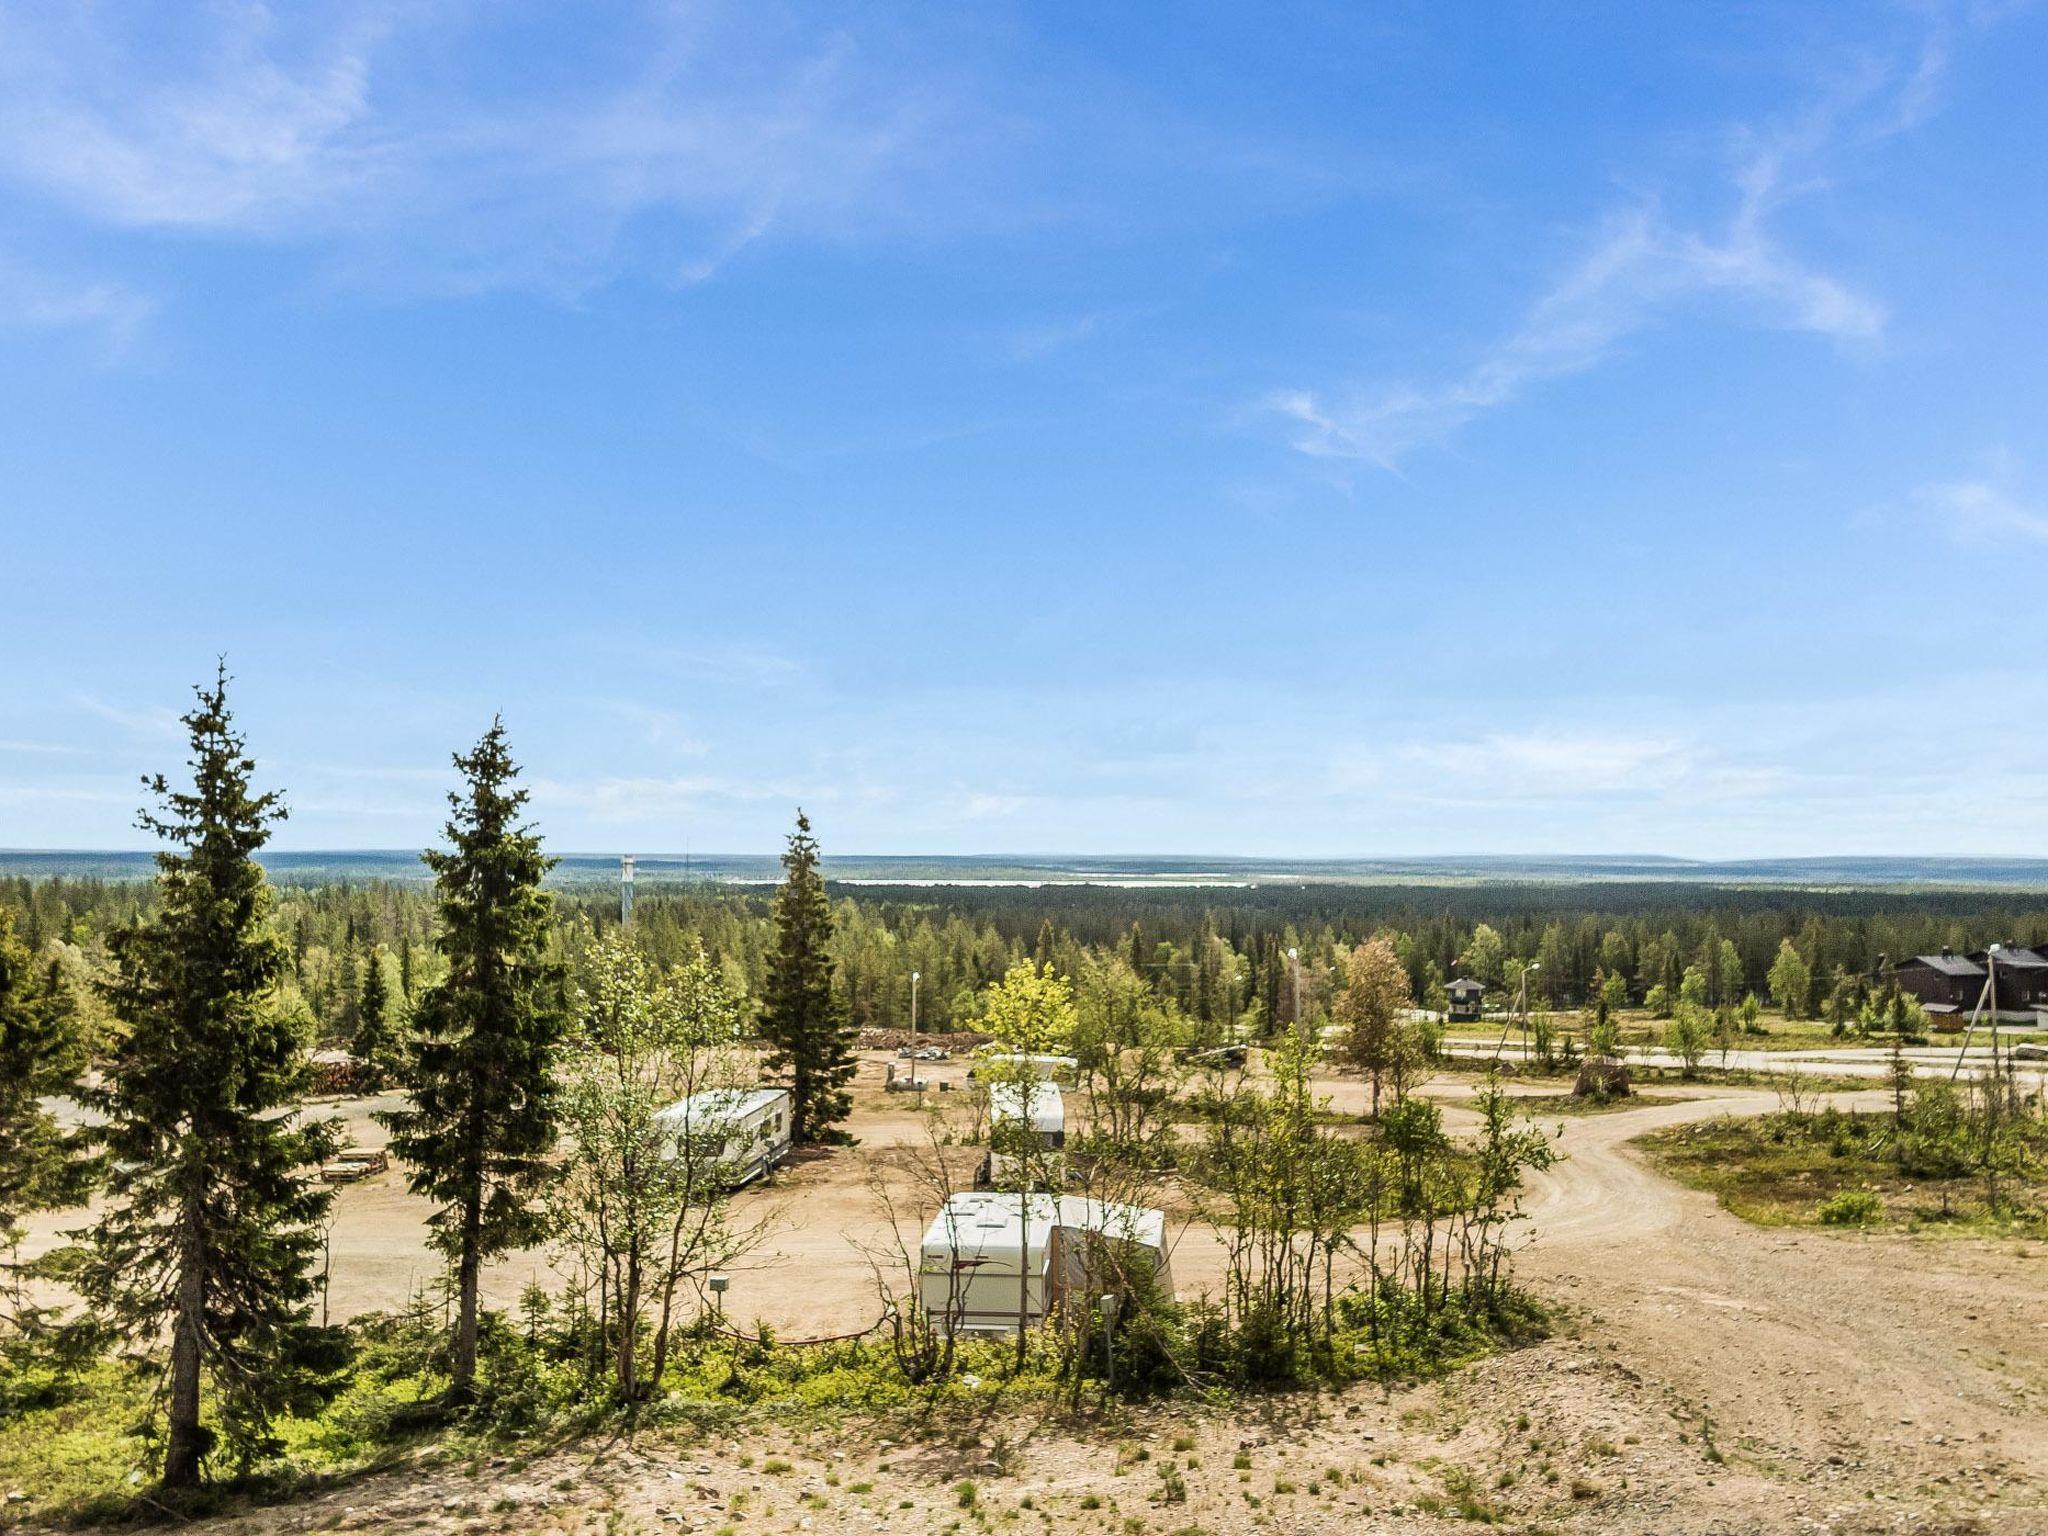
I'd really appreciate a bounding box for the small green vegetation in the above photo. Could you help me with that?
[1818,1188,1885,1226]
[1639,1087,2048,1236]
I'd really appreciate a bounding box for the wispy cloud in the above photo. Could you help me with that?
[0,3,954,295]
[1000,312,1108,362]
[601,701,711,755]
[1269,17,1967,470]
[0,256,152,356]
[74,693,184,739]
[641,642,806,687]
[0,3,1363,306]
[530,772,802,824]
[1920,477,2048,545]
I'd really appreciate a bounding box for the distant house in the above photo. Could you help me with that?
[1894,946,2048,1022]
[1447,977,1485,1022]
[1893,949,1984,1015]
[1970,946,2048,1010]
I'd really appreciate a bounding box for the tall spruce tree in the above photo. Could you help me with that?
[351,947,394,1083]
[80,669,341,1487]
[759,810,856,1144]
[379,720,564,1401]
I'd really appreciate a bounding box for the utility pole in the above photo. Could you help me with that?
[1953,944,2001,1083]
[911,969,922,1102]
[620,854,636,927]
[1489,962,1539,1064]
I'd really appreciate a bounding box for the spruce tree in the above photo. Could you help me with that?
[379,720,564,1402]
[759,809,856,1144]
[351,947,394,1084]
[80,669,341,1487]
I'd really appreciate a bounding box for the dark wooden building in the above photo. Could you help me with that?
[1447,977,1485,1022]
[1896,945,2048,1020]
[1969,946,2048,1009]
[1894,949,1984,1015]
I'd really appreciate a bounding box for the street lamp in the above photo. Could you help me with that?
[911,969,923,1101]
[1287,947,1302,1039]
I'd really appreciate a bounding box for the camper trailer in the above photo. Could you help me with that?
[981,1079,1065,1188]
[652,1087,791,1188]
[917,1191,1171,1336]
[967,1050,1079,1084]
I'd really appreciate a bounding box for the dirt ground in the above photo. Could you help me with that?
[20,1056,2048,1532]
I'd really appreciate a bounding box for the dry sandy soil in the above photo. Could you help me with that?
[19,1057,2048,1533]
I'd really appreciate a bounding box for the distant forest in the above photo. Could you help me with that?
[9,872,2048,1049]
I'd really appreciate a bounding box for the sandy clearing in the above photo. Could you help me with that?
[16,1058,2048,1531]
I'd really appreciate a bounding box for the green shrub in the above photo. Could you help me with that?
[1817,1189,1884,1226]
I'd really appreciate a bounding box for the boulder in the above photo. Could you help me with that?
[1574,1055,1632,1099]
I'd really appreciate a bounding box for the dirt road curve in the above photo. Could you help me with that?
[35,1078,2048,1533]
[1518,1088,2048,1524]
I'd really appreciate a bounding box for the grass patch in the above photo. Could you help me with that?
[1636,1109,2048,1235]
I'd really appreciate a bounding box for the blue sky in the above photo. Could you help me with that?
[2,1,2046,858]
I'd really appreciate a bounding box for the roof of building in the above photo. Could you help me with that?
[1902,953,1986,978]
[988,1079,1064,1133]
[1970,946,2048,969]
[918,1191,1166,1259]
[1447,977,1486,995]
[652,1087,788,1131]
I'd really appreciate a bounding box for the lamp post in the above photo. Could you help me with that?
[911,969,923,1101]
[1288,947,1302,1040]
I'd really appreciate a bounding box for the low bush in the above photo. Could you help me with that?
[1816,1189,1885,1226]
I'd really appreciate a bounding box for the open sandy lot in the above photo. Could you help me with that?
[19,1054,2048,1532]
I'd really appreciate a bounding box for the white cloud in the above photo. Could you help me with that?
[530,772,801,825]
[0,256,152,356]
[1271,18,1959,470]
[0,3,962,295]
[73,693,184,739]
[600,701,711,755]
[0,4,387,232]
[0,3,1366,305]
[1920,478,2048,545]
[641,643,807,687]
[1001,312,1107,362]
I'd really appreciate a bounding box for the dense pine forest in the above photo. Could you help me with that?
[10,870,2048,1049]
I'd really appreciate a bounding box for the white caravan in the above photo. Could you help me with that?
[982,1079,1065,1189]
[968,1050,1079,1084]
[917,1191,1171,1335]
[652,1087,791,1187]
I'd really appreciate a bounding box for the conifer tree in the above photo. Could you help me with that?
[80,669,341,1487]
[759,809,856,1144]
[351,946,394,1083]
[380,720,564,1402]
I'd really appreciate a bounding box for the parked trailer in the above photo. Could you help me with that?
[981,1079,1065,1189]
[967,1051,1079,1084]
[652,1087,792,1187]
[917,1191,1171,1336]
